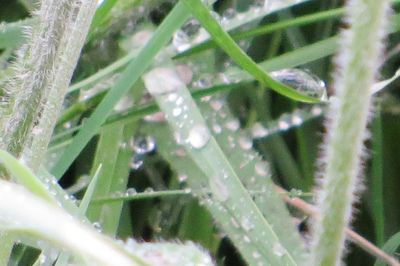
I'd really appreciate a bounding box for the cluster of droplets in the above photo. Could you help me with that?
[129,135,156,170]
[250,105,324,139]
[123,238,214,266]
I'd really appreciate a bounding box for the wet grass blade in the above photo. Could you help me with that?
[143,63,303,265]
[50,2,190,178]
[182,0,321,103]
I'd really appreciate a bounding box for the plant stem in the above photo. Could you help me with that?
[310,0,391,265]
[275,186,400,266]
[0,0,73,160]
[22,0,98,171]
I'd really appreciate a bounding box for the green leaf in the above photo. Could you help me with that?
[143,63,303,265]
[51,2,190,178]
[374,231,400,266]
[0,150,54,203]
[182,0,322,103]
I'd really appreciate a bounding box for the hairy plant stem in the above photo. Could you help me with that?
[310,1,391,265]
[0,0,73,161]
[22,0,98,171]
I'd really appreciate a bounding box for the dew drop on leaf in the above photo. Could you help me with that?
[271,68,327,100]
[130,136,156,155]
[241,217,255,231]
[224,119,240,131]
[178,173,188,182]
[187,124,211,149]
[125,188,137,196]
[172,19,201,52]
[238,135,253,150]
[255,161,269,177]
[130,155,144,170]
[272,243,286,257]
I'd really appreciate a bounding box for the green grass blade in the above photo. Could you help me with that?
[175,7,343,58]
[182,0,322,103]
[78,165,102,216]
[0,180,148,266]
[143,63,301,265]
[51,37,337,149]
[54,164,102,266]
[51,2,190,178]
[374,231,400,266]
[198,94,308,259]
[0,150,55,203]
[86,123,125,234]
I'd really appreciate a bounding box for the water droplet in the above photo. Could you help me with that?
[271,68,327,100]
[311,106,323,115]
[144,187,154,193]
[167,93,178,102]
[221,8,236,24]
[225,119,240,131]
[251,123,269,138]
[63,121,72,129]
[255,162,269,177]
[238,136,253,150]
[176,96,184,106]
[181,18,201,37]
[172,19,201,52]
[291,115,303,126]
[172,107,182,117]
[192,74,213,89]
[212,123,222,134]
[174,148,186,157]
[131,136,156,155]
[178,174,188,182]
[210,99,223,111]
[252,251,261,259]
[241,217,255,231]
[32,127,43,135]
[93,222,102,232]
[243,235,251,243]
[130,155,144,170]
[125,188,137,196]
[38,254,47,264]
[187,124,211,149]
[278,121,289,130]
[272,243,286,257]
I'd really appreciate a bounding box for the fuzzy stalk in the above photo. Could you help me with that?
[310,1,391,266]
[0,0,74,161]
[22,0,98,171]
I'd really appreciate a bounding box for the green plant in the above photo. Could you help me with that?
[0,0,400,265]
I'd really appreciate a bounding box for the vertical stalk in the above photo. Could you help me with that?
[311,0,391,265]
[0,0,73,159]
[22,0,98,170]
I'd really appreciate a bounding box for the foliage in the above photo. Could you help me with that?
[0,0,400,265]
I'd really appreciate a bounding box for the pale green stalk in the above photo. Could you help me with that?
[23,0,98,171]
[0,0,73,159]
[311,1,391,265]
